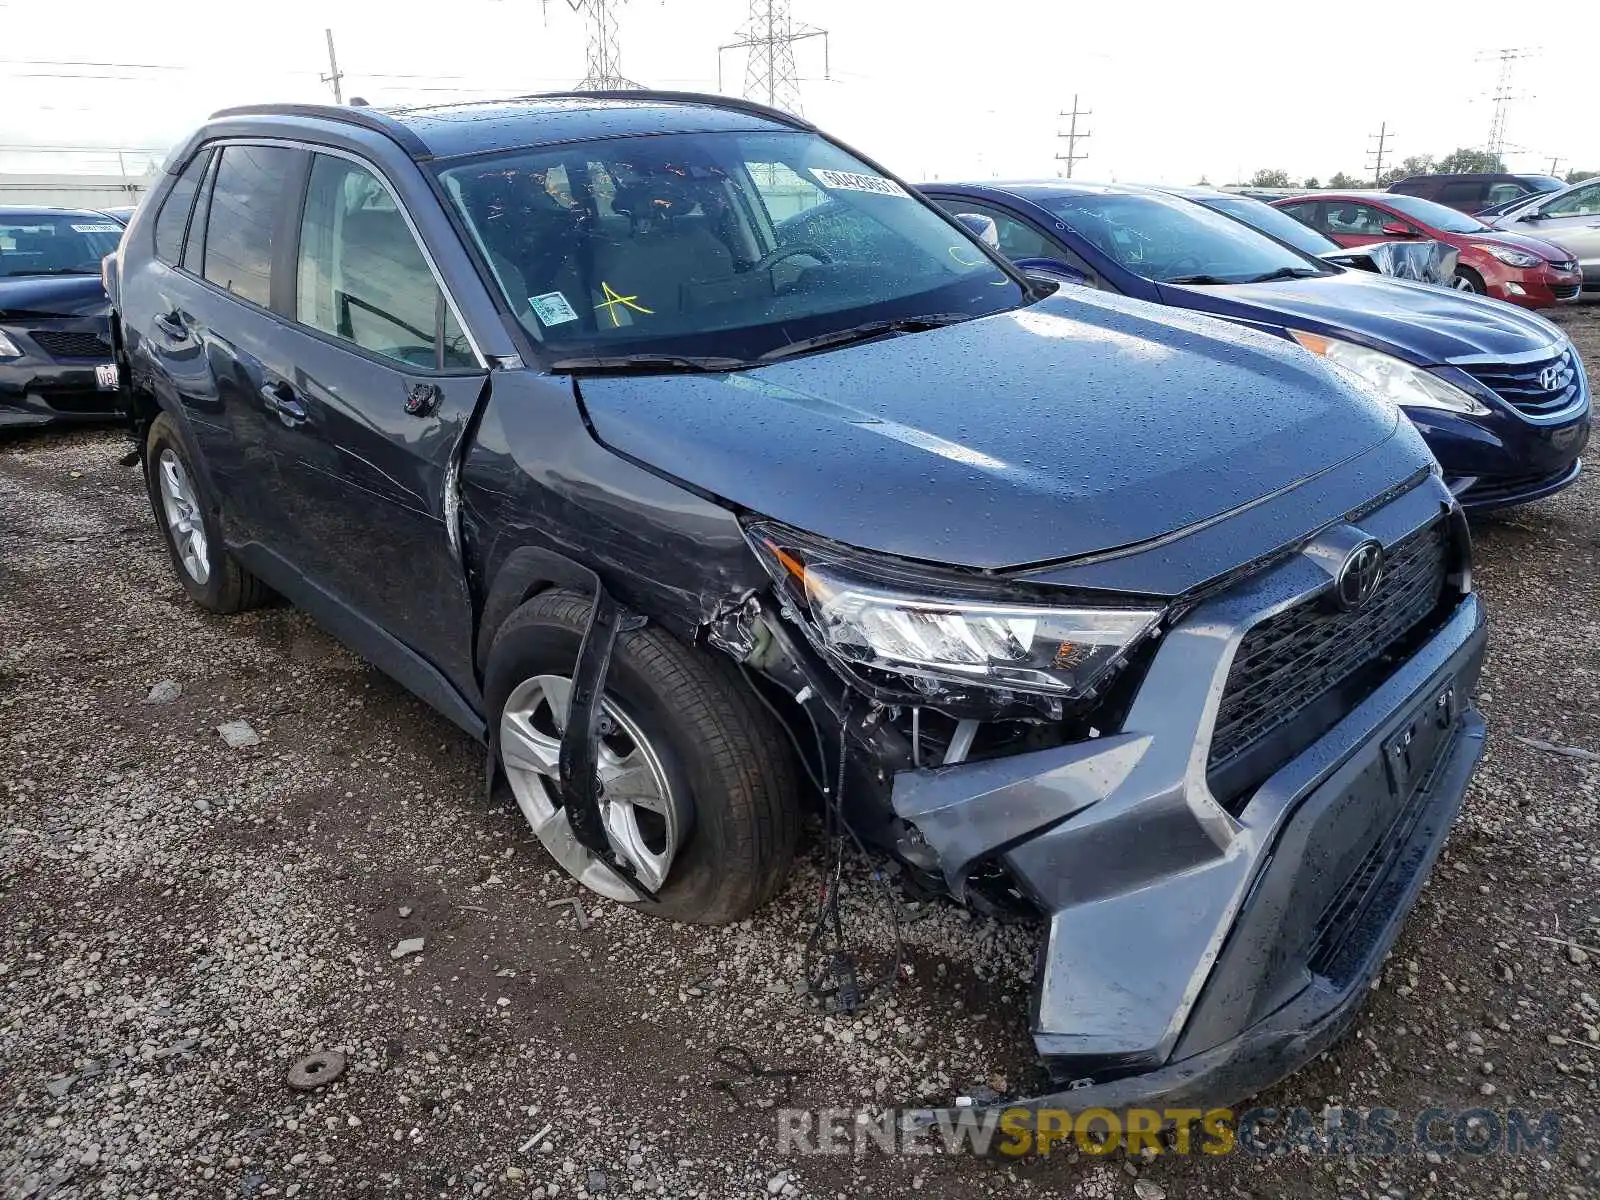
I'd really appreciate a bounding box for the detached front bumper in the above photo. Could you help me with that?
[893,481,1486,1113]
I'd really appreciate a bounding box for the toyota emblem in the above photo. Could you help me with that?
[1335,540,1385,611]
[1538,364,1561,392]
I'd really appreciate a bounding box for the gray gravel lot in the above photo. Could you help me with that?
[3,309,1599,1199]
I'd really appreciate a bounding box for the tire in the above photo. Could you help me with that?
[143,412,271,614]
[1453,267,1485,294]
[485,588,799,924]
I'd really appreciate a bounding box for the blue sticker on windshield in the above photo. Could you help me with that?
[529,291,579,326]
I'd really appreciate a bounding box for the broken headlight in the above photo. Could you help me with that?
[748,524,1162,701]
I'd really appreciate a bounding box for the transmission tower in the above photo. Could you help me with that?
[1477,46,1538,158]
[718,0,829,117]
[545,0,640,90]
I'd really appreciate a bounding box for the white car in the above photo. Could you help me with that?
[1490,178,1600,301]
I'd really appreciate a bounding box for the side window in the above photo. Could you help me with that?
[1324,203,1393,235]
[1544,183,1600,217]
[938,200,1057,261]
[153,148,212,265]
[203,145,298,308]
[1485,183,1525,207]
[1278,201,1321,230]
[295,154,475,371]
[1437,181,1486,209]
[744,161,828,222]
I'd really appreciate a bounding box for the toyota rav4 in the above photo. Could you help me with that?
[105,92,1487,1113]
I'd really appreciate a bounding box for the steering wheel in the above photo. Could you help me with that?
[1163,252,1207,276]
[752,243,834,273]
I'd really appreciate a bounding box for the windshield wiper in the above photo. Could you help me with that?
[1242,266,1324,283]
[1164,273,1233,285]
[757,313,971,363]
[549,353,752,375]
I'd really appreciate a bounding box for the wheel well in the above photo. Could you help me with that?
[476,549,600,674]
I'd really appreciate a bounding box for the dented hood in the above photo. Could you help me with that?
[577,290,1404,570]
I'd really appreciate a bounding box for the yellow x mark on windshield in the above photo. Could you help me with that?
[595,282,653,327]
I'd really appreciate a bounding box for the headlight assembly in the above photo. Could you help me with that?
[747,524,1162,702]
[1473,243,1543,269]
[1289,331,1491,416]
[0,330,21,360]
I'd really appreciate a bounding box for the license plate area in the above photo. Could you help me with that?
[1383,682,1457,799]
[95,362,119,391]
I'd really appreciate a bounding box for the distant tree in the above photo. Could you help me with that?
[1303,176,1320,189]
[1249,168,1292,188]
[1566,168,1598,184]
[1437,147,1505,174]
[1328,171,1363,189]
[1378,154,1437,186]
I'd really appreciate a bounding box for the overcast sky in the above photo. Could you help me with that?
[2,0,1596,183]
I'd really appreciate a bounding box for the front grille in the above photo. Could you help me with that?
[29,330,111,360]
[1459,463,1579,506]
[1554,284,1582,301]
[1459,349,1583,418]
[1208,522,1449,798]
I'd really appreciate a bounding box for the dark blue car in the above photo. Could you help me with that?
[921,180,1591,511]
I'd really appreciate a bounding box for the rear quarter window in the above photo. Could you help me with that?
[153,148,212,265]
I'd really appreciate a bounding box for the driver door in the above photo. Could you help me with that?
[261,150,489,699]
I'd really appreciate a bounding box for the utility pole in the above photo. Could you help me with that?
[321,28,344,104]
[1548,155,1563,176]
[1055,95,1091,179]
[1367,121,1392,186]
[544,0,641,91]
[718,0,829,117]
[1476,46,1538,158]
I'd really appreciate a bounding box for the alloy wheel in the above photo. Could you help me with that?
[156,449,210,585]
[499,673,690,901]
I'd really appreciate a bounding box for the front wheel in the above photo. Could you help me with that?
[485,589,799,924]
[1452,267,1485,294]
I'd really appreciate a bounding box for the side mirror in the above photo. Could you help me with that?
[1520,207,1547,220]
[1013,256,1088,285]
[954,213,1000,248]
[1380,222,1412,238]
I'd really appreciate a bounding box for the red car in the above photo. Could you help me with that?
[1273,190,1583,308]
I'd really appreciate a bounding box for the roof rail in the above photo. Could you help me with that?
[206,103,434,159]
[520,90,816,132]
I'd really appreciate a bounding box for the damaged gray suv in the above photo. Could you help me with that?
[106,91,1487,1111]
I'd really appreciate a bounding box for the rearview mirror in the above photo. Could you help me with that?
[954,213,1000,248]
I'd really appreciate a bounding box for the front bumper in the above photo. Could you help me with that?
[893,481,1486,1112]
[0,318,119,429]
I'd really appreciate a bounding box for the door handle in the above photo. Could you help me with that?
[153,312,189,342]
[260,382,308,427]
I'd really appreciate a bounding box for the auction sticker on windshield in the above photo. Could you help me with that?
[528,291,580,327]
[810,169,910,198]
[71,223,123,234]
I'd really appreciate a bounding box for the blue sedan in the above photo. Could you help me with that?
[920,180,1591,511]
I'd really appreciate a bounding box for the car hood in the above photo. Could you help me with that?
[1470,230,1575,262]
[0,273,108,319]
[577,289,1404,570]
[1161,271,1564,366]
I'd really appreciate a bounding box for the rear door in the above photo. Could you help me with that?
[262,149,488,695]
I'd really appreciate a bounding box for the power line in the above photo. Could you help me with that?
[718,0,828,117]
[1367,121,1393,185]
[1055,95,1091,179]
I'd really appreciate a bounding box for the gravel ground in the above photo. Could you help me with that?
[3,308,1599,1199]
